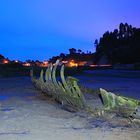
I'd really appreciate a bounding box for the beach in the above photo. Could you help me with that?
[0,70,140,140]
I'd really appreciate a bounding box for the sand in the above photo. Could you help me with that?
[0,70,140,140]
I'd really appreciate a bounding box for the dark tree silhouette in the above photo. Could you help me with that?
[78,49,82,54]
[69,48,77,55]
[59,53,65,58]
[95,23,140,64]
[94,39,99,52]
[0,54,5,59]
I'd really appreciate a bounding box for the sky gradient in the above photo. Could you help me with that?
[0,0,140,61]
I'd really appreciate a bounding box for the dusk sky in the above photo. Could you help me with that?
[0,0,140,61]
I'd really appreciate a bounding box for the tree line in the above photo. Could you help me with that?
[94,23,140,64]
[49,48,93,63]
[50,23,140,65]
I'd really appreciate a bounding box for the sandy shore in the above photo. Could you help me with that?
[0,70,140,140]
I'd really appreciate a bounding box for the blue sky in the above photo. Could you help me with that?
[0,0,140,61]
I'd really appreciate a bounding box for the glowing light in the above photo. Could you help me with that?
[23,63,31,67]
[43,60,48,65]
[90,64,112,67]
[40,60,48,67]
[78,61,87,66]
[89,64,98,67]
[15,60,19,63]
[2,59,9,64]
[68,60,78,67]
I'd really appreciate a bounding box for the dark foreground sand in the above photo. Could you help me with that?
[0,70,140,140]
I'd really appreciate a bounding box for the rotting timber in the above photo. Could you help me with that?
[30,60,86,112]
[30,60,140,120]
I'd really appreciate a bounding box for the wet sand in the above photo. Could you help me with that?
[0,70,140,140]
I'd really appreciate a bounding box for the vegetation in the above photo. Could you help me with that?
[49,48,94,64]
[94,23,140,64]
[49,23,140,65]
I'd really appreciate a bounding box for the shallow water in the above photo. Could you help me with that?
[76,70,140,99]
